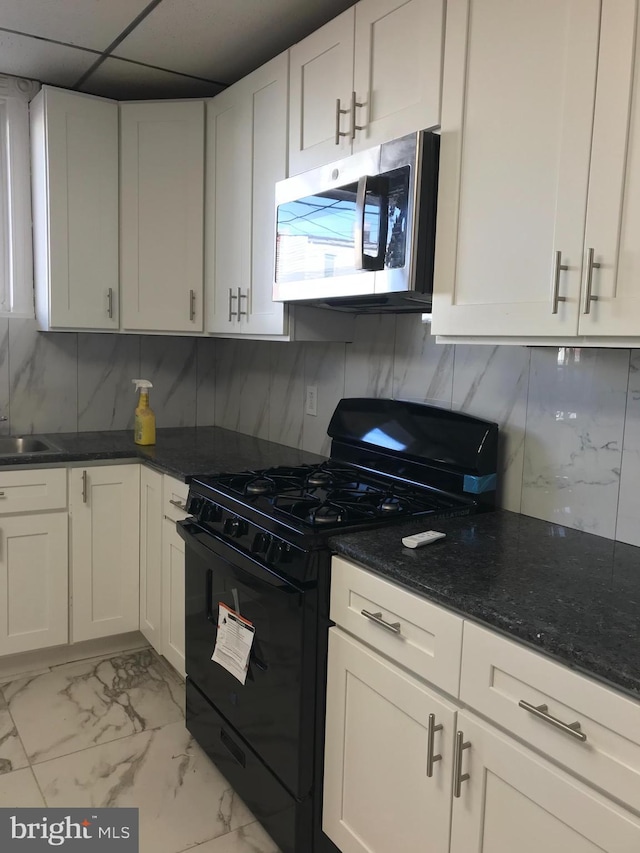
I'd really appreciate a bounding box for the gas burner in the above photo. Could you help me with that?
[379,496,403,513]
[306,470,333,487]
[245,477,275,496]
[309,504,343,525]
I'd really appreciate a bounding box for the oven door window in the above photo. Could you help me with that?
[275,166,410,286]
[184,532,317,798]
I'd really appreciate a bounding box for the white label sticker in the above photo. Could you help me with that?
[211,602,255,685]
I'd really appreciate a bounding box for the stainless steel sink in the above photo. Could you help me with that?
[0,437,60,455]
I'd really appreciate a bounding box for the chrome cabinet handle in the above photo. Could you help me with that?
[453,731,471,798]
[169,499,187,512]
[518,700,587,742]
[583,247,601,315]
[228,288,238,322]
[189,289,196,321]
[238,287,248,318]
[106,287,114,319]
[0,491,5,497]
[350,91,365,139]
[360,609,401,634]
[426,713,443,778]
[335,98,350,145]
[81,470,88,504]
[551,250,569,314]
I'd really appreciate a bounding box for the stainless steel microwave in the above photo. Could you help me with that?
[273,131,439,312]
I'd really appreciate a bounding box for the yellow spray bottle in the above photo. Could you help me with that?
[132,379,156,446]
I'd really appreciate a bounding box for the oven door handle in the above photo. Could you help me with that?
[354,174,389,272]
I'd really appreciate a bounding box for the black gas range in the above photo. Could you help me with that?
[178,398,498,853]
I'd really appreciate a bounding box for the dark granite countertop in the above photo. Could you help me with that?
[329,510,640,700]
[0,427,325,481]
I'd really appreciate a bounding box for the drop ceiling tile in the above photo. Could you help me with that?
[0,32,96,88]
[78,57,225,100]
[113,0,356,83]
[0,0,152,51]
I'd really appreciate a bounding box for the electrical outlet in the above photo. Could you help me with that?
[305,385,318,417]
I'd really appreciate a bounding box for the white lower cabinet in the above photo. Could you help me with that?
[326,556,640,853]
[323,627,455,853]
[451,711,640,853]
[0,513,68,655]
[161,514,185,677]
[139,467,163,649]
[70,464,140,642]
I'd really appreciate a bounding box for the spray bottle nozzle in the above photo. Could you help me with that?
[132,379,153,393]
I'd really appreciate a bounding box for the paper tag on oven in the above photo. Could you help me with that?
[211,602,255,685]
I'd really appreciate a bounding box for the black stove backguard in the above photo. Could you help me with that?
[328,397,499,509]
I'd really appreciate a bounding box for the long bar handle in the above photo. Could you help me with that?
[518,700,587,742]
[106,287,114,319]
[228,288,238,322]
[551,250,569,314]
[360,609,401,634]
[583,248,601,315]
[81,470,88,504]
[453,731,471,798]
[238,288,248,318]
[426,713,443,778]
[350,91,365,140]
[189,289,196,321]
[169,499,187,512]
[354,175,389,271]
[335,98,350,145]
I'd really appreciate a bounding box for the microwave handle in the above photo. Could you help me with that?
[354,175,389,271]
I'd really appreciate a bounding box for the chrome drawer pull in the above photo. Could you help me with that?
[453,730,471,798]
[169,499,187,512]
[518,700,587,742]
[0,492,5,498]
[360,609,401,634]
[583,247,601,314]
[426,713,443,778]
[335,98,350,145]
[551,250,569,314]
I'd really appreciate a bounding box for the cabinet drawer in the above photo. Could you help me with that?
[330,556,463,697]
[460,621,640,814]
[0,468,67,514]
[163,475,189,522]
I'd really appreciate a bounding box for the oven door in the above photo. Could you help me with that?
[179,519,318,799]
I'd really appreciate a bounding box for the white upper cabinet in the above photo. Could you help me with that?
[289,0,443,175]
[31,87,119,331]
[433,0,640,343]
[120,100,204,333]
[432,0,601,338]
[206,53,288,336]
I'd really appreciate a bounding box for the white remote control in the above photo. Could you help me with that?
[401,530,446,549]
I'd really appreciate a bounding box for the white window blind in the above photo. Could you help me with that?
[0,75,39,316]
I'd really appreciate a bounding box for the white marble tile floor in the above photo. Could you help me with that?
[0,647,280,853]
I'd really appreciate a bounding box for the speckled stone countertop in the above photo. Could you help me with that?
[0,427,325,481]
[329,510,640,700]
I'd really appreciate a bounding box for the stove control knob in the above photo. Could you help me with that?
[186,495,204,516]
[202,502,221,523]
[252,531,271,554]
[267,539,291,564]
[224,516,246,538]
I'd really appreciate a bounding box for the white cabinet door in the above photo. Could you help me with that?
[161,516,185,678]
[139,466,162,652]
[70,465,140,642]
[288,10,355,175]
[432,0,600,338]
[120,100,204,332]
[206,54,287,337]
[205,79,252,334]
[0,513,68,655]
[323,628,456,853]
[31,86,119,331]
[580,0,640,336]
[352,0,443,152]
[450,711,640,853]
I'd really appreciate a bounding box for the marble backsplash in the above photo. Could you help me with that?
[1,318,217,435]
[213,314,640,548]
